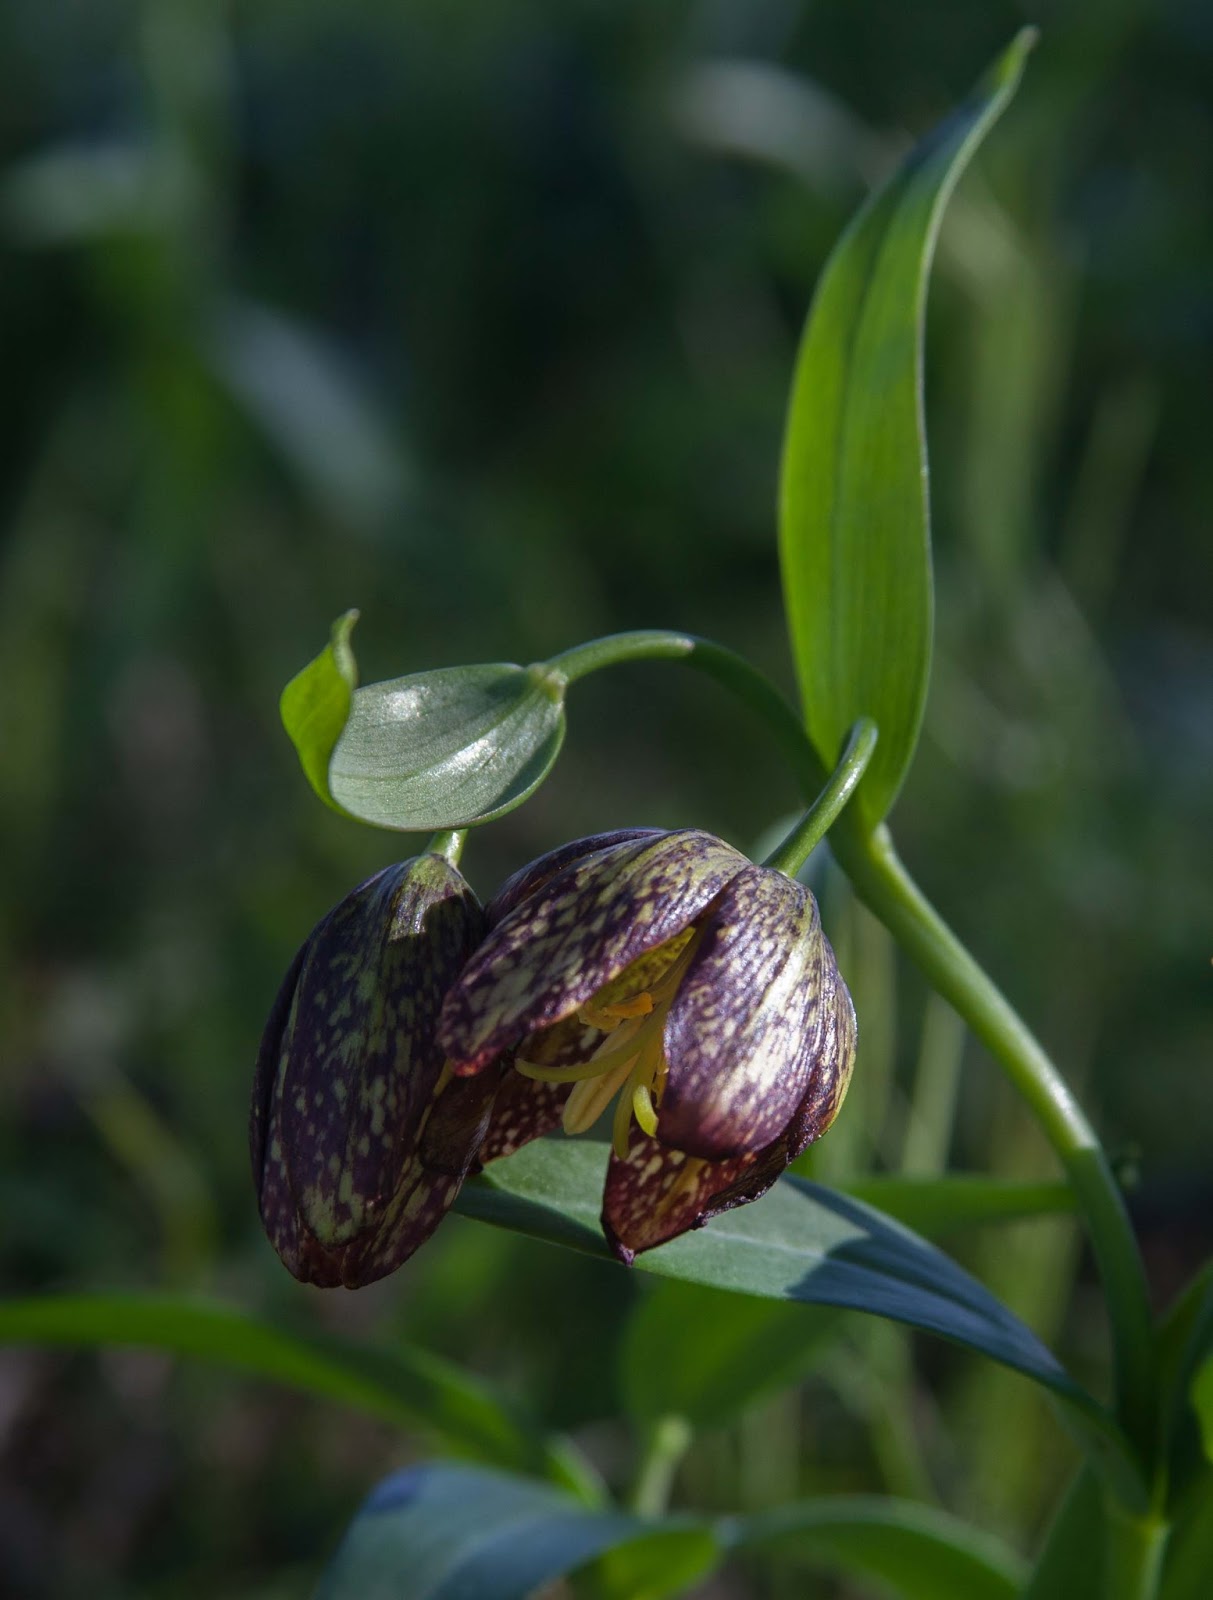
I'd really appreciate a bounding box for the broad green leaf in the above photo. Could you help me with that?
[779,31,1036,827]
[0,1293,567,1486]
[456,1139,1142,1500]
[317,1462,719,1600]
[621,1177,1072,1430]
[280,608,360,809]
[727,1497,1025,1600]
[843,1175,1074,1236]
[281,617,567,831]
[622,1281,840,1429]
[328,661,565,830]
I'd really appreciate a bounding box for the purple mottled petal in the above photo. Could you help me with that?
[658,866,826,1159]
[440,830,747,1074]
[250,930,317,1186]
[478,1073,570,1164]
[601,1126,792,1263]
[253,855,487,1287]
[783,939,857,1157]
[486,830,662,928]
[420,1064,507,1175]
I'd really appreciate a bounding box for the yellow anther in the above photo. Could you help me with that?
[631,1082,659,1137]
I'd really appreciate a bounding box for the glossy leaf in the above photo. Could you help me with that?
[281,609,360,810]
[622,1281,840,1429]
[0,1293,563,1484]
[779,31,1035,826]
[622,1176,1072,1429]
[330,661,566,831]
[281,617,567,830]
[843,1174,1074,1236]
[456,1139,1140,1497]
[727,1497,1025,1600]
[317,1462,719,1600]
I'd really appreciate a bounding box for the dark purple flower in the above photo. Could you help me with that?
[251,855,500,1287]
[440,829,856,1262]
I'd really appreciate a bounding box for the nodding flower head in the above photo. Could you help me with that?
[250,855,500,1287]
[439,828,856,1262]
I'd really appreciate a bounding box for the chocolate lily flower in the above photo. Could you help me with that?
[251,855,500,1287]
[440,829,856,1262]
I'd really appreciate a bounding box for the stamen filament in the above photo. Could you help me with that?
[612,1071,635,1159]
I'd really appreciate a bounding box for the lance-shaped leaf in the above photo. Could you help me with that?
[725,1497,1026,1600]
[316,1462,719,1600]
[281,615,567,831]
[0,1293,572,1484]
[455,1139,1144,1503]
[779,31,1036,828]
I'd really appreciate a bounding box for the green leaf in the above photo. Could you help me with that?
[621,1178,1072,1431]
[1191,1354,1213,1464]
[727,1497,1026,1600]
[842,1175,1075,1236]
[280,616,568,831]
[456,1140,1141,1500]
[329,661,565,831]
[1161,1467,1213,1600]
[0,1293,565,1485]
[779,30,1036,826]
[280,608,360,810]
[1021,1469,1106,1600]
[317,1463,719,1600]
[622,1281,840,1429]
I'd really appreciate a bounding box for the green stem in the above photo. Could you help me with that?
[549,631,1156,1479]
[836,822,1156,1471]
[1105,1502,1168,1600]
[628,1414,693,1517]
[426,829,467,867]
[546,631,829,799]
[763,718,879,878]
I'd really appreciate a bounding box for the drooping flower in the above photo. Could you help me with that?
[439,828,856,1262]
[250,855,501,1287]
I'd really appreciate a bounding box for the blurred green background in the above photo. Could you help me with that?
[1,1,1210,1595]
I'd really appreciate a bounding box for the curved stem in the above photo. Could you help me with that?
[546,631,829,798]
[549,631,1156,1475]
[835,821,1157,1469]
[764,718,879,877]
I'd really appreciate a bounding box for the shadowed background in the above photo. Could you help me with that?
[1,1,1210,1595]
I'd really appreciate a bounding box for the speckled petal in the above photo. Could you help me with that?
[439,830,747,1075]
[477,1074,569,1165]
[657,866,833,1159]
[486,830,662,928]
[475,1014,605,1163]
[782,922,857,1157]
[252,854,486,1286]
[601,1127,792,1263]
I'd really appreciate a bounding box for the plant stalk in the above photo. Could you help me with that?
[547,631,1157,1481]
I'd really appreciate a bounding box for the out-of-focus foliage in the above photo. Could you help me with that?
[0,1,1209,1595]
